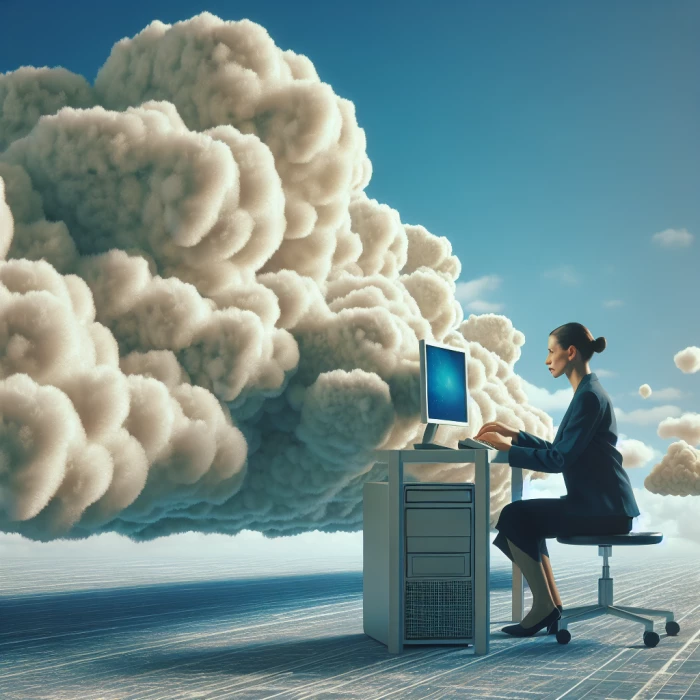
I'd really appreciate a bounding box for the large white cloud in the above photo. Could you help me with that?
[0,13,554,542]
[0,66,94,152]
[657,413,700,446]
[633,487,700,548]
[615,404,683,425]
[644,441,700,496]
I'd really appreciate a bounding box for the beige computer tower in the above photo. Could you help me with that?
[363,482,475,646]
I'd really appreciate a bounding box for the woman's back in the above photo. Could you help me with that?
[510,373,640,518]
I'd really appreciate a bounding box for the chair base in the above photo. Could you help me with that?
[560,545,675,635]
[560,603,675,634]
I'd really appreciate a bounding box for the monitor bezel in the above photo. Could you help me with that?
[419,338,470,427]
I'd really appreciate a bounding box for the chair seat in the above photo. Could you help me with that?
[557,532,663,546]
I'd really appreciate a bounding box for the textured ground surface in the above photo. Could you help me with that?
[1,541,699,699]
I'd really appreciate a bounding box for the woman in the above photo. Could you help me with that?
[475,322,640,637]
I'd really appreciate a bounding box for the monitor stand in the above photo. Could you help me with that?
[413,423,455,450]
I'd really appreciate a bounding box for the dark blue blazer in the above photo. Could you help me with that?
[508,373,640,518]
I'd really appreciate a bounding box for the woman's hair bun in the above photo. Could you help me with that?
[594,336,607,353]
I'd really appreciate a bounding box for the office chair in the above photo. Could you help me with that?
[554,532,679,647]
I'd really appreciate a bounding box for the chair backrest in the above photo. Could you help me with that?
[557,532,663,546]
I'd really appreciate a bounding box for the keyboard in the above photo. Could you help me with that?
[413,443,456,450]
[458,437,497,450]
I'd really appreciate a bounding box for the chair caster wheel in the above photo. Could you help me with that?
[665,621,680,636]
[556,629,571,645]
[644,631,660,648]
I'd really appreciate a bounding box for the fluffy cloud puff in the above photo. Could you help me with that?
[0,13,553,542]
[674,346,700,374]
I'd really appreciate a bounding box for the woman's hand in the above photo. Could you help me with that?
[478,431,512,452]
[475,421,518,441]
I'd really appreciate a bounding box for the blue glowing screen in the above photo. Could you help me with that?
[425,344,468,423]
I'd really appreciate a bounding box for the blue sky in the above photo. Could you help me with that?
[1,0,698,553]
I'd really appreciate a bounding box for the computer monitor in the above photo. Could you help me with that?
[418,338,469,446]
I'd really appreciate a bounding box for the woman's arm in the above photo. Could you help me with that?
[508,392,603,473]
[513,430,553,450]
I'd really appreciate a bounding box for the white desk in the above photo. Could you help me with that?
[371,448,524,655]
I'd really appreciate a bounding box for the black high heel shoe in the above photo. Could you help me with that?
[502,607,561,637]
[548,605,563,634]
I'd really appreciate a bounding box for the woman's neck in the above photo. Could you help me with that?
[567,365,591,393]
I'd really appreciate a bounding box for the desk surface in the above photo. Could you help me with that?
[373,448,510,464]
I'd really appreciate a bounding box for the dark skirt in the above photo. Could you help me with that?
[493,498,633,563]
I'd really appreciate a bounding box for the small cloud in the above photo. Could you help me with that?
[523,472,566,500]
[645,387,688,401]
[519,377,573,412]
[455,275,504,313]
[657,413,700,446]
[542,265,580,286]
[630,386,690,401]
[595,368,616,378]
[615,404,683,426]
[603,299,624,308]
[617,437,657,468]
[674,346,700,374]
[466,299,504,313]
[651,227,694,248]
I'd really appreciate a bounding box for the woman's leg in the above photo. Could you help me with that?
[496,500,630,629]
[505,538,557,626]
[541,554,562,608]
[495,499,570,626]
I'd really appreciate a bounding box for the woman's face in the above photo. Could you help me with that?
[545,336,572,378]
